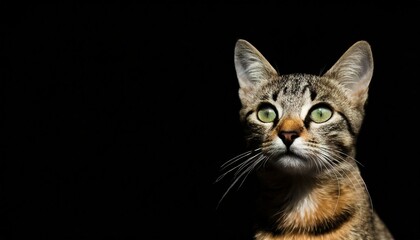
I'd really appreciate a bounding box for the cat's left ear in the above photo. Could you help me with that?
[323,41,373,105]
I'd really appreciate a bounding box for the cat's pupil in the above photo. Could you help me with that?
[317,109,323,117]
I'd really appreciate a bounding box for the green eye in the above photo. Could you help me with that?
[310,106,332,123]
[257,106,277,123]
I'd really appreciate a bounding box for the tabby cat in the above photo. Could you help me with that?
[218,39,394,239]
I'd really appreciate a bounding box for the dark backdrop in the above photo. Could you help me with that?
[2,3,419,240]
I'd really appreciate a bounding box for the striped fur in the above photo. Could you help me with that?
[229,39,394,239]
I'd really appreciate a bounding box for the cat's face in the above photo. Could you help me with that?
[234,40,373,176]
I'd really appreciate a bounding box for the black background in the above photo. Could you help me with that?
[2,3,419,240]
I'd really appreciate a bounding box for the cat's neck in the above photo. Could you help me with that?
[254,162,371,238]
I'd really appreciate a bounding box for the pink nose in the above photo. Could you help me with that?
[279,131,299,148]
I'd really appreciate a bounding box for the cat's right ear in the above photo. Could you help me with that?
[234,39,278,90]
[323,41,374,106]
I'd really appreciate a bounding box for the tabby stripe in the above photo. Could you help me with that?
[245,110,254,119]
[337,112,356,137]
[265,207,355,236]
[311,207,355,235]
[272,91,279,101]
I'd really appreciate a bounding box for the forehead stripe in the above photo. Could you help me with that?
[272,90,279,101]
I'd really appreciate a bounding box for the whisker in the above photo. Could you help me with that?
[215,148,262,183]
[216,151,262,183]
[216,149,266,208]
[314,149,343,214]
[305,144,343,214]
[234,152,263,178]
[316,144,365,167]
[237,155,266,189]
[216,155,263,208]
[311,143,374,214]
[220,148,261,169]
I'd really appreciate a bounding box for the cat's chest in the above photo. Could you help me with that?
[257,178,358,231]
[255,186,362,240]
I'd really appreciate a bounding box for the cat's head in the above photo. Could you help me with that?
[234,39,373,176]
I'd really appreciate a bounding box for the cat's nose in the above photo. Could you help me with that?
[279,131,299,148]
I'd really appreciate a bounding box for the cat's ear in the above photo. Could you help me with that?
[234,39,278,89]
[323,41,374,105]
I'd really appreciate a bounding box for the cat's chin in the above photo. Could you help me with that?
[269,154,313,175]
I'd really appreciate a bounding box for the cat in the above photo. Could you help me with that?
[217,39,394,240]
